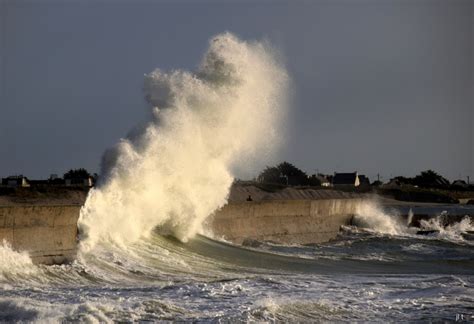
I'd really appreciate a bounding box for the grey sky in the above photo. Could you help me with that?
[1,0,472,182]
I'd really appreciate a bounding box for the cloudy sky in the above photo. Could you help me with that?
[1,0,472,182]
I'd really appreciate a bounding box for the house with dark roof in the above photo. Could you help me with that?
[332,172,360,187]
[1,175,30,188]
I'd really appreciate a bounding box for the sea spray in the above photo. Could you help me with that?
[353,201,406,235]
[78,33,289,251]
[419,215,474,241]
[0,241,38,282]
[353,201,474,242]
[407,208,414,226]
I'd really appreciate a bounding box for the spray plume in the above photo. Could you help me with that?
[353,201,406,235]
[78,33,289,251]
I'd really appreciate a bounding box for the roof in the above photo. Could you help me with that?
[333,172,358,185]
[4,175,27,180]
[452,180,468,187]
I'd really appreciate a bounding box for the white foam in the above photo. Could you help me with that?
[353,201,474,243]
[78,33,289,251]
[0,240,38,282]
[420,215,474,241]
[353,201,406,235]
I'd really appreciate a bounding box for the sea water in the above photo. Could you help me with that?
[0,205,473,322]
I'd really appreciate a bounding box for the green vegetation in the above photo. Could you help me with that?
[392,170,450,189]
[258,161,309,185]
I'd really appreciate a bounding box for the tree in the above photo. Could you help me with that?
[258,166,283,184]
[413,170,449,188]
[257,161,309,186]
[277,162,307,178]
[64,168,91,179]
[277,161,308,185]
[389,170,450,189]
[392,176,414,185]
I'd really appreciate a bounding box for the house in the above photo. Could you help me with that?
[28,179,49,187]
[452,180,468,189]
[29,178,66,187]
[1,175,30,188]
[65,176,93,187]
[332,172,360,187]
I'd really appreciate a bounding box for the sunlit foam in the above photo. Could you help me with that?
[78,32,289,251]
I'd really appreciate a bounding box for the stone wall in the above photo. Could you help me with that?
[208,198,364,244]
[0,205,80,264]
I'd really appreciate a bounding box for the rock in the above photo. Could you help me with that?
[416,230,440,235]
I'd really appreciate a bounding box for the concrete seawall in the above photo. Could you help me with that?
[0,199,362,264]
[208,198,364,245]
[0,197,364,264]
[0,205,80,264]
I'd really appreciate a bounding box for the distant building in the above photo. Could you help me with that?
[28,179,49,187]
[65,176,93,187]
[49,177,66,186]
[452,180,468,189]
[332,172,360,187]
[29,177,66,187]
[1,175,30,188]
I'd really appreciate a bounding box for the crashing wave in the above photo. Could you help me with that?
[78,33,289,251]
